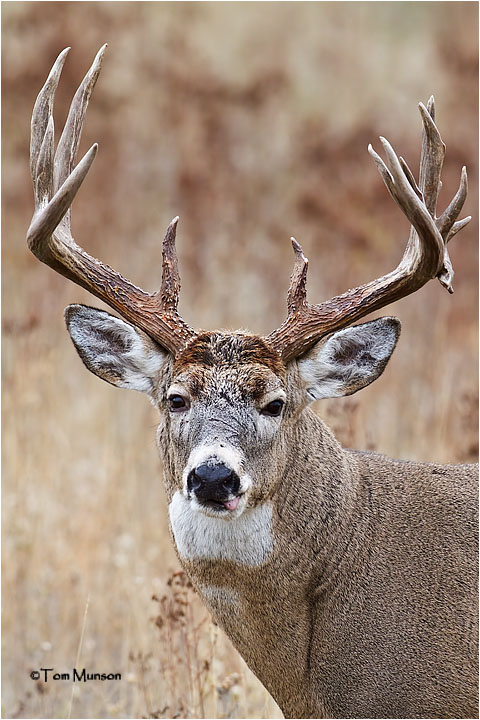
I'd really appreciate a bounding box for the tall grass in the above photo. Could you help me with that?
[2,3,477,718]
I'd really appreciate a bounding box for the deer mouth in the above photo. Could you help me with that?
[199,494,242,512]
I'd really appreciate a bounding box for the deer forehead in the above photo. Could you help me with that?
[171,332,286,401]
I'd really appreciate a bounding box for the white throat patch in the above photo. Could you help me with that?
[169,491,273,566]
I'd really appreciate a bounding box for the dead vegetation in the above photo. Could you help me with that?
[2,2,478,718]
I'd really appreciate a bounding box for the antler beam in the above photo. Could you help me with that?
[266,97,471,362]
[28,49,471,365]
[27,46,195,355]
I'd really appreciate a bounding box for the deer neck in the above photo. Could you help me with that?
[167,408,369,714]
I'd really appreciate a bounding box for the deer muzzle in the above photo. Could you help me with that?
[187,462,241,510]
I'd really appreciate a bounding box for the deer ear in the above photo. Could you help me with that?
[65,304,169,395]
[297,317,400,401]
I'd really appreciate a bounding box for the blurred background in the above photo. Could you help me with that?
[2,2,478,718]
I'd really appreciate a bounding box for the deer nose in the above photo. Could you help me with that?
[188,462,240,499]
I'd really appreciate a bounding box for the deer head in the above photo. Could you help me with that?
[28,47,470,519]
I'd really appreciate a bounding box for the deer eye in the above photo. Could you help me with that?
[168,394,189,412]
[261,399,284,417]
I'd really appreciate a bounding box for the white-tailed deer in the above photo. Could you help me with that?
[28,47,478,719]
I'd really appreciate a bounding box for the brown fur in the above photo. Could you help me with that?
[172,332,286,402]
[170,408,478,719]
[65,316,478,719]
[159,334,479,719]
[175,332,285,374]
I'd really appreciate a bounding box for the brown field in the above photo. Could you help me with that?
[2,2,478,719]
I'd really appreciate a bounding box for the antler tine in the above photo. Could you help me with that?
[266,98,471,362]
[27,47,196,356]
[28,143,99,266]
[34,115,55,210]
[30,47,69,209]
[418,97,445,216]
[418,99,470,289]
[30,47,69,180]
[437,166,471,240]
[54,43,107,230]
[159,217,182,313]
[286,238,308,314]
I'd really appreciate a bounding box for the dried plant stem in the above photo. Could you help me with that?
[209,622,219,719]
[68,594,90,719]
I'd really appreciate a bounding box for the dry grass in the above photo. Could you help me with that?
[2,3,478,719]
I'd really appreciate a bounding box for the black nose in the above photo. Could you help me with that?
[188,462,240,501]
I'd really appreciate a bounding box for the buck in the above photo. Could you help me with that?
[28,47,477,719]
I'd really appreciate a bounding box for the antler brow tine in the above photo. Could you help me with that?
[27,46,196,355]
[159,216,182,313]
[286,238,308,314]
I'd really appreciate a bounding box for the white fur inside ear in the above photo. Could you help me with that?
[65,304,168,395]
[297,317,400,400]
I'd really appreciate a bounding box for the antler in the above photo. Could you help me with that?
[27,46,196,355]
[267,97,471,362]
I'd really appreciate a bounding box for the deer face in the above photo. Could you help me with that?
[160,332,289,518]
[66,305,399,520]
